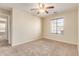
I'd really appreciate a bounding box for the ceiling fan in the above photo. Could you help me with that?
[31,3,54,14]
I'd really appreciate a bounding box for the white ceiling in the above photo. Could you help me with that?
[0,3,78,17]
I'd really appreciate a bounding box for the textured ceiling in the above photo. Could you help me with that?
[0,3,78,17]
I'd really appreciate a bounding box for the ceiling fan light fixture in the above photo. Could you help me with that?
[31,3,54,14]
[39,9,45,13]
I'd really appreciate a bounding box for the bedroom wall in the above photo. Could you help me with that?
[42,8,78,45]
[11,8,42,46]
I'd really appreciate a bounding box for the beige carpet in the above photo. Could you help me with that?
[0,39,78,56]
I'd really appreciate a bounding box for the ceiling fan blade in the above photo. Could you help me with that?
[31,8,39,10]
[45,10,48,14]
[46,6,54,9]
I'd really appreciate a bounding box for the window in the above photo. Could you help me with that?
[50,17,64,34]
[0,17,7,32]
[0,23,6,32]
[0,17,6,22]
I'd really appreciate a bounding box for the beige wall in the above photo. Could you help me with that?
[42,9,78,45]
[12,8,42,46]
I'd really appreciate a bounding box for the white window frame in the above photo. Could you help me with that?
[50,17,64,34]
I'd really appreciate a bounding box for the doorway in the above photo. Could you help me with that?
[0,14,10,47]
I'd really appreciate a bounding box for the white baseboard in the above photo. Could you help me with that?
[12,39,36,46]
[11,37,77,46]
[43,37,77,45]
[12,37,42,46]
